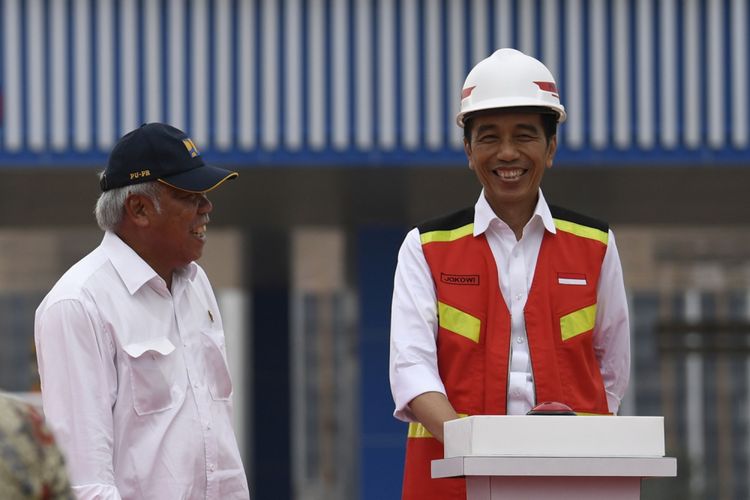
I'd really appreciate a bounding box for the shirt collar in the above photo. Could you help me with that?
[101,231,198,295]
[473,189,557,236]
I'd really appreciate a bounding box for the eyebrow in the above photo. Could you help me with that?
[475,122,541,137]
[475,124,496,137]
[515,123,541,134]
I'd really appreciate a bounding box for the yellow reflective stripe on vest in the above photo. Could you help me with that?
[438,302,481,343]
[553,219,608,246]
[407,414,469,438]
[575,411,613,416]
[420,223,474,244]
[407,422,433,438]
[560,304,597,341]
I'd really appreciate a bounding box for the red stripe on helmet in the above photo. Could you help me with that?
[534,81,558,94]
[461,86,476,99]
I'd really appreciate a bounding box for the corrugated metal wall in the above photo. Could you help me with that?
[0,0,748,166]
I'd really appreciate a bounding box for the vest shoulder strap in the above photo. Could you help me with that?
[417,206,474,233]
[549,205,609,233]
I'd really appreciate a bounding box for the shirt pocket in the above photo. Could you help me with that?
[200,330,233,401]
[123,337,180,416]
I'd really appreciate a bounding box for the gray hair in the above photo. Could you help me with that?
[94,174,162,232]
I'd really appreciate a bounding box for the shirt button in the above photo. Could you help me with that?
[516,337,524,344]
[515,293,523,301]
[208,464,215,472]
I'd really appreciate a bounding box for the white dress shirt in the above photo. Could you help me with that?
[390,190,630,420]
[35,231,250,500]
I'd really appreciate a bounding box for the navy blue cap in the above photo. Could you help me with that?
[100,123,238,192]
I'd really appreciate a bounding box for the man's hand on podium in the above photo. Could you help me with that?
[408,392,460,443]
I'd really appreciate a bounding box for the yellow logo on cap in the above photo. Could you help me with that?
[183,138,200,158]
[129,169,151,180]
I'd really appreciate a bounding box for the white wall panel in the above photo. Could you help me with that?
[377,0,396,150]
[73,0,92,150]
[308,0,326,150]
[683,0,701,149]
[0,0,747,165]
[636,0,654,149]
[27,0,44,151]
[238,0,256,149]
[659,0,678,149]
[612,0,630,149]
[285,0,303,150]
[51,0,69,150]
[447,0,465,149]
[145,1,163,124]
[401,0,419,150]
[168,0,187,132]
[425,1,443,150]
[564,0,584,149]
[214,0,232,150]
[119,0,138,138]
[190,0,209,145]
[589,0,607,150]
[332,0,349,150]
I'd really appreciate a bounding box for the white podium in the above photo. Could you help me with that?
[432,416,677,500]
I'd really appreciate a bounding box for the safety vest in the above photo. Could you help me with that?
[401,205,611,500]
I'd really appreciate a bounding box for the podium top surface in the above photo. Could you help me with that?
[444,416,666,458]
[432,456,678,479]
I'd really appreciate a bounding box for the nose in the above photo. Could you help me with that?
[198,194,213,214]
[495,138,520,162]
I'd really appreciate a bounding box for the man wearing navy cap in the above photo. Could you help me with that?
[35,123,250,499]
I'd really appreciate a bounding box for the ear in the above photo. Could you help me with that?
[545,134,558,169]
[464,137,474,171]
[123,194,155,228]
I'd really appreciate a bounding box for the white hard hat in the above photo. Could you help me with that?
[456,48,566,127]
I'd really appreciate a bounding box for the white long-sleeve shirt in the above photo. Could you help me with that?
[390,191,630,421]
[35,231,250,500]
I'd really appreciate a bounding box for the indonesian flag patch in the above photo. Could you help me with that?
[558,273,587,286]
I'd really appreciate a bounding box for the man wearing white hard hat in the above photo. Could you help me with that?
[389,49,630,499]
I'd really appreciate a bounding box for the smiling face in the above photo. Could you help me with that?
[147,183,213,274]
[464,110,557,219]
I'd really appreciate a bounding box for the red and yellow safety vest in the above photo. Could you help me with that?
[401,205,611,500]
